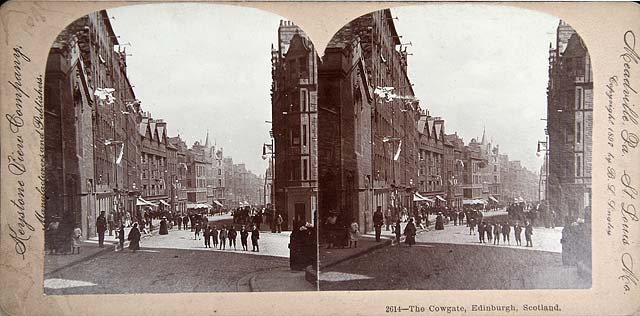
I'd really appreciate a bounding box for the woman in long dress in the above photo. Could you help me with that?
[349,218,360,248]
[128,222,141,252]
[404,218,417,246]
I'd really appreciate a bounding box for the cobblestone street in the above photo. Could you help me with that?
[44,216,313,294]
[319,220,588,291]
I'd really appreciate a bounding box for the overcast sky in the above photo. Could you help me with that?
[109,3,281,175]
[392,4,558,172]
[109,4,558,174]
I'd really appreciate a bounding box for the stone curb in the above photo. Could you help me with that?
[320,238,393,270]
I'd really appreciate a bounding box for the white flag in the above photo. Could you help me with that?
[116,143,124,165]
[94,88,116,105]
[394,140,402,161]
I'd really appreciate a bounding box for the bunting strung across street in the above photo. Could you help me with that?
[94,88,116,105]
[373,86,419,103]
[394,140,402,161]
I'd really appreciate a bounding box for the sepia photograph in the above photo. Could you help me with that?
[1,1,637,315]
[42,3,317,294]
[313,6,592,291]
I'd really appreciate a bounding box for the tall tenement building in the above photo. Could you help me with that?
[546,20,592,221]
[314,9,422,233]
[45,10,141,244]
[271,21,319,229]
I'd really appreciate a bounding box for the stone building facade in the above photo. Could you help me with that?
[546,20,592,221]
[271,21,319,229]
[45,10,141,244]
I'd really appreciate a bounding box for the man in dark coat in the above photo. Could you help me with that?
[477,221,485,243]
[251,224,260,252]
[514,222,523,246]
[373,206,384,242]
[183,215,189,230]
[240,225,249,251]
[502,221,511,245]
[96,211,107,248]
[525,221,534,247]
[176,216,182,230]
[228,226,237,250]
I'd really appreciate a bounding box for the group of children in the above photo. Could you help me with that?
[468,219,534,247]
[193,223,261,252]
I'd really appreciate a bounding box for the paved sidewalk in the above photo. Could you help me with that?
[44,219,161,276]
[249,267,316,292]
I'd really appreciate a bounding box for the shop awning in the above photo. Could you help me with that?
[489,196,499,203]
[414,192,434,202]
[213,200,223,207]
[436,195,446,202]
[159,200,170,207]
[463,199,488,205]
[187,203,211,209]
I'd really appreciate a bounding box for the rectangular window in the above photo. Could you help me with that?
[291,124,300,146]
[302,124,307,146]
[301,90,307,112]
[576,87,583,109]
[576,122,582,143]
[303,159,308,180]
[576,156,582,177]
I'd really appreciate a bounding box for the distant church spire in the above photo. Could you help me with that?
[204,129,210,148]
[481,126,486,145]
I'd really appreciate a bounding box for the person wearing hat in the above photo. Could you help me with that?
[96,211,107,248]
[373,206,384,242]
[251,224,260,252]
[159,217,169,235]
[435,212,445,230]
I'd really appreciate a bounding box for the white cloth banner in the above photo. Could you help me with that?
[394,140,402,161]
[116,143,124,164]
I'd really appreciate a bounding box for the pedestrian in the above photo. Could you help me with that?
[478,221,485,243]
[108,212,115,236]
[459,211,465,226]
[514,222,523,246]
[125,212,132,227]
[118,223,125,250]
[46,220,60,255]
[349,218,360,248]
[127,222,141,252]
[394,219,401,245]
[228,226,237,250]
[275,214,283,233]
[211,225,219,248]
[219,225,227,250]
[404,218,417,246]
[469,217,476,235]
[385,209,392,231]
[453,211,458,226]
[502,221,511,245]
[435,213,445,230]
[251,224,260,252]
[159,217,169,235]
[486,222,493,244]
[204,225,211,248]
[525,221,534,247]
[561,220,577,265]
[373,206,384,242]
[194,222,201,240]
[71,227,82,254]
[493,222,501,245]
[177,216,182,230]
[96,211,107,248]
[416,212,424,229]
[183,215,189,230]
[240,225,249,251]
